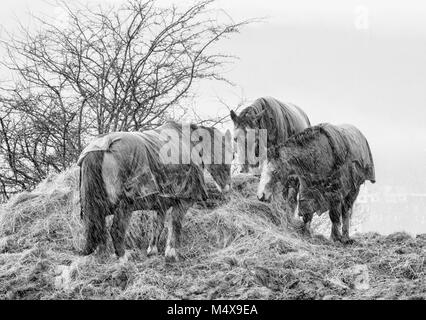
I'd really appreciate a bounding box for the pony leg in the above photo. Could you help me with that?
[301,211,314,237]
[329,204,343,242]
[82,212,107,256]
[286,177,300,216]
[165,201,190,262]
[110,201,132,257]
[341,189,360,244]
[341,207,354,244]
[287,187,298,215]
[147,209,167,257]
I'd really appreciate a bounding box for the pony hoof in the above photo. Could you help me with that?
[301,225,312,238]
[81,247,95,256]
[118,251,132,264]
[341,237,355,245]
[165,247,179,263]
[114,248,126,258]
[147,245,158,257]
[303,230,312,238]
[331,235,343,243]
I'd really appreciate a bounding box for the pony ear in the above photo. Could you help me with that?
[230,110,238,123]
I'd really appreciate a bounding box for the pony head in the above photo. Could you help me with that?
[257,147,291,202]
[230,109,266,172]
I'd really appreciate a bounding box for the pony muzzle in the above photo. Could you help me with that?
[213,182,231,194]
[257,191,272,202]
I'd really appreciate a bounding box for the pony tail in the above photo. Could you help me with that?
[80,151,110,254]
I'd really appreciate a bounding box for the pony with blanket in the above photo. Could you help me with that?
[257,123,375,244]
[78,121,232,262]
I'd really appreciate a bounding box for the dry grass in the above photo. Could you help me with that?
[0,167,424,300]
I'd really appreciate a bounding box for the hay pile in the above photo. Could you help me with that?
[0,168,424,300]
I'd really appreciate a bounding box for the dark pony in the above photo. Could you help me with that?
[230,96,311,211]
[258,123,375,244]
[78,121,232,262]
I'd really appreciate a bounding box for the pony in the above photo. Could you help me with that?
[77,121,232,262]
[257,123,375,244]
[230,97,310,211]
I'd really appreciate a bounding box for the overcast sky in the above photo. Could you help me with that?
[1,0,425,191]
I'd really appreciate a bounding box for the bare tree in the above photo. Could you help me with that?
[0,0,248,199]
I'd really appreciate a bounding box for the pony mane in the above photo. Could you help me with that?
[285,125,327,148]
[267,123,334,160]
[238,97,281,125]
[238,105,259,119]
[161,120,219,137]
[160,120,184,134]
[236,97,310,145]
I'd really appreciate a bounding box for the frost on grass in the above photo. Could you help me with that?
[0,168,424,300]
